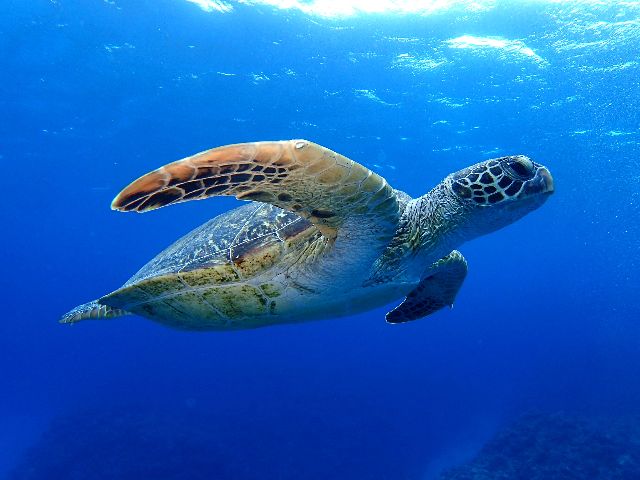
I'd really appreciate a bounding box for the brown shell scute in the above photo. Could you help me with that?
[230,234,282,278]
[99,204,312,324]
[180,264,241,286]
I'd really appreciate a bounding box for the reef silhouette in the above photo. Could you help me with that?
[441,412,640,479]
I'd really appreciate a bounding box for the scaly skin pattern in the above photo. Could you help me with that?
[368,183,470,285]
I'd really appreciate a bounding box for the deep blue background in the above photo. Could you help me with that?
[1,1,639,478]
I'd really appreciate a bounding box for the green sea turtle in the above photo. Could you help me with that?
[61,140,553,330]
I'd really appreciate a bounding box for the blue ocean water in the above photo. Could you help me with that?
[1,0,639,478]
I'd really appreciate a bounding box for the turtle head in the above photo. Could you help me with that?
[446,155,554,238]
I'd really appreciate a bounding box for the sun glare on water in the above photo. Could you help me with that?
[185,0,497,16]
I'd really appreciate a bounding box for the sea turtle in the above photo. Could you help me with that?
[61,140,553,330]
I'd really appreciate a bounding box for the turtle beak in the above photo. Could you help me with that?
[517,165,554,202]
[525,166,554,197]
[539,167,554,194]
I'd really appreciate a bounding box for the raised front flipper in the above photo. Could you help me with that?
[111,140,399,242]
[386,251,468,324]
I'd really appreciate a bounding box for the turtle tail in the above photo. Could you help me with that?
[59,300,130,324]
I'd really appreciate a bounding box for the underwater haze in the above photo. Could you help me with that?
[2,0,640,478]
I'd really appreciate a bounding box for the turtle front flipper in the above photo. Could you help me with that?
[60,300,130,324]
[386,251,468,324]
[111,140,399,242]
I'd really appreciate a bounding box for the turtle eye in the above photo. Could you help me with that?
[505,156,535,180]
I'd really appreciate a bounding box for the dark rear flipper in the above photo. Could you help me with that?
[60,300,130,324]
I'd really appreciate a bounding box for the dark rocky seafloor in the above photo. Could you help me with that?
[440,412,640,480]
[8,403,409,480]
